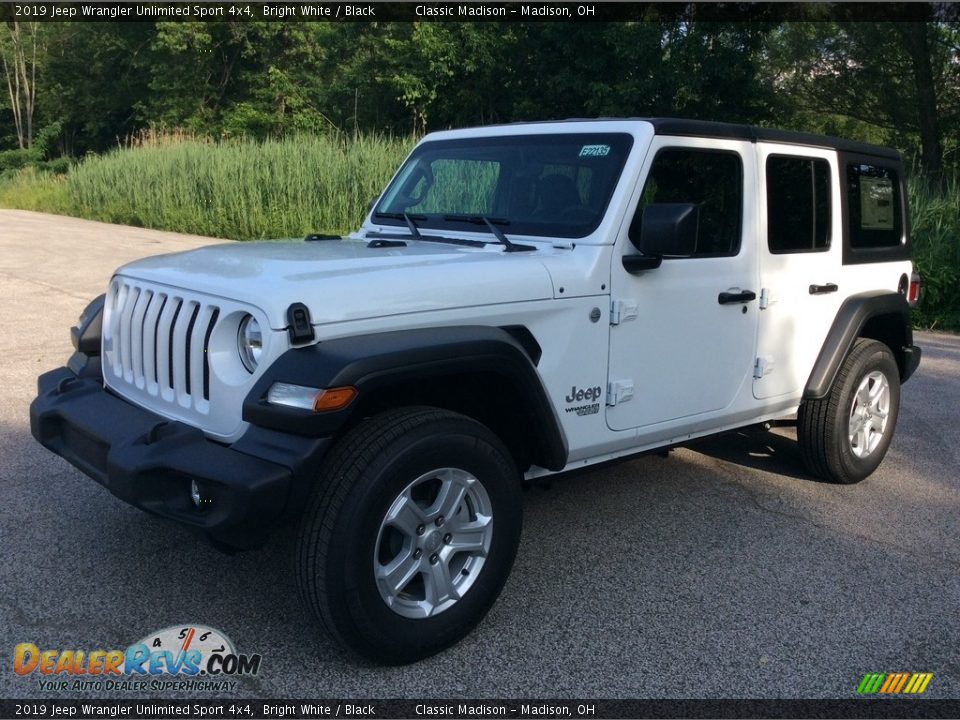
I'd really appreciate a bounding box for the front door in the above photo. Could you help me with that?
[607,138,759,432]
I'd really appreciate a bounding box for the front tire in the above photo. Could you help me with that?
[296,407,521,664]
[798,338,901,484]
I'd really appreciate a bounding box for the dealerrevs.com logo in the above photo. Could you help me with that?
[13,625,262,692]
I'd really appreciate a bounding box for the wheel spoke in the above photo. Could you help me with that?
[853,426,869,455]
[868,389,889,418]
[377,549,422,596]
[430,471,469,520]
[424,557,459,607]
[447,515,492,555]
[384,492,427,538]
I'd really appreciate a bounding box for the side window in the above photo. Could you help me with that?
[766,156,831,253]
[630,148,742,257]
[846,162,903,249]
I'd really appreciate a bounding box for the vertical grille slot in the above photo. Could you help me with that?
[155,296,179,402]
[129,289,152,389]
[111,283,129,379]
[202,308,219,402]
[170,300,189,404]
[188,305,215,411]
[143,293,166,395]
[119,285,140,383]
[184,303,201,397]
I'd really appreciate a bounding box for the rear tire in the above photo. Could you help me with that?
[798,338,900,484]
[295,407,521,664]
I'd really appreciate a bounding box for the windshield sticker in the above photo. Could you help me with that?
[579,144,611,158]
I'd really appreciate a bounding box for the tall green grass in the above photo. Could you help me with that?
[67,134,414,239]
[908,177,960,330]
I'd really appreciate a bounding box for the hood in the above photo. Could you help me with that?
[115,238,556,329]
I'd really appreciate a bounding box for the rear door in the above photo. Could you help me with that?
[753,146,843,400]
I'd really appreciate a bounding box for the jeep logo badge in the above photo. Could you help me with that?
[565,385,602,403]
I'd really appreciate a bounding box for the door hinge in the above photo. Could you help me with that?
[759,288,776,310]
[754,356,775,378]
[610,299,638,326]
[607,379,634,406]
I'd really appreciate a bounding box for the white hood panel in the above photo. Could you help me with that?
[116,239,556,329]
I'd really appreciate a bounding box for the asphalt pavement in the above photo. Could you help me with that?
[1,210,957,700]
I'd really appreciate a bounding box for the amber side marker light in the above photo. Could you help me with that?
[266,382,357,412]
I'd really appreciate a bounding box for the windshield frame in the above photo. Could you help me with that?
[371,133,635,240]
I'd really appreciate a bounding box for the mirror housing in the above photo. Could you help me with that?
[635,203,699,258]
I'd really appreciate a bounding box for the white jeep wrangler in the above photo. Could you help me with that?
[32,119,922,663]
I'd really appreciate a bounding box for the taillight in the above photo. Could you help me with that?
[908,272,921,306]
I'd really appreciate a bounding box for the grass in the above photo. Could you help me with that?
[66,134,414,239]
[908,177,960,330]
[0,167,73,215]
[0,135,957,328]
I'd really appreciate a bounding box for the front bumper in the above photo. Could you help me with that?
[30,366,329,550]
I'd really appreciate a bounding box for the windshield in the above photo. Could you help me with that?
[374,133,634,239]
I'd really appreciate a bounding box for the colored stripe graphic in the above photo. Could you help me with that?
[857,673,932,695]
[857,673,886,694]
[880,673,910,695]
[879,674,897,693]
[912,673,933,694]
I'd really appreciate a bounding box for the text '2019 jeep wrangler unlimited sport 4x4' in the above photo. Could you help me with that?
[31,119,921,663]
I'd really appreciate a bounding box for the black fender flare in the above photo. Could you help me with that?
[243,325,568,471]
[804,291,920,400]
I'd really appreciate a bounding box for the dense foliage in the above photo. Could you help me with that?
[1,13,958,327]
[2,15,957,176]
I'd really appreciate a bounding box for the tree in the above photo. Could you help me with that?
[40,23,154,155]
[1,21,40,149]
[769,11,959,185]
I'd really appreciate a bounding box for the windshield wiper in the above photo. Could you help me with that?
[373,210,427,238]
[443,214,511,226]
[365,229,486,248]
[442,214,534,253]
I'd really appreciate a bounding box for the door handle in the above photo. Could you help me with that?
[809,283,838,295]
[718,290,757,305]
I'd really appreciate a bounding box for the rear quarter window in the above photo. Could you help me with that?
[841,155,910,265]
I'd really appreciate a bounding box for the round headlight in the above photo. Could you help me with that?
[237,314,262,373]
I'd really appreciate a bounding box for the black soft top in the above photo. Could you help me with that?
[484,117,902,161]
[646,118,901,161]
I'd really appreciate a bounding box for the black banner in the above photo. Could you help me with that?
[3,699,960,720]
[0,1,956,23]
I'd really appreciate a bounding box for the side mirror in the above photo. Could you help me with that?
[635,203,698,258]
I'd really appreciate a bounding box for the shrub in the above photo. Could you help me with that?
[909,176,960,330]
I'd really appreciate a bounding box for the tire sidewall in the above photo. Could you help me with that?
[325,418,521,661]
[832,343,901,482]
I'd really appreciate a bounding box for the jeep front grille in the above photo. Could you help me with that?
[104,281,220,414]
